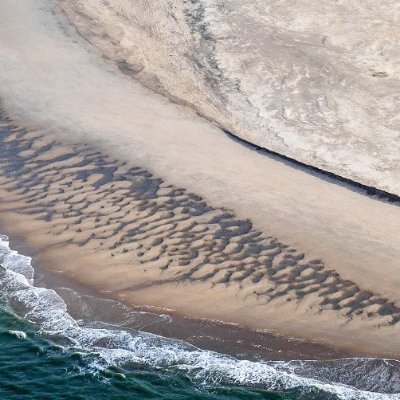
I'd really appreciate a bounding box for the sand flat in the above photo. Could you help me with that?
[0,0,400,357]
[0,120,400,358]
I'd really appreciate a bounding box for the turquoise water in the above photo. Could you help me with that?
[0,235,399,400]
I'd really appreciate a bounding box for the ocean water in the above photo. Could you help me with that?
[0,235,399,400]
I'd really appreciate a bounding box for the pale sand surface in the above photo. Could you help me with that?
[59,0,400,195]
[0,0,400,357]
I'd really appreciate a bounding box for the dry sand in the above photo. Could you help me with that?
[58,0,400,195]
[0,0,400,358]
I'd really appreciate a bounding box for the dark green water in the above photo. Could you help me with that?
[0,303,299,400]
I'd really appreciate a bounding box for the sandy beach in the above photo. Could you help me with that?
[2,222,351,363]
[1,111,400,359]
[0,0,400,363]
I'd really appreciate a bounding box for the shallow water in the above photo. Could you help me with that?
[0,309,277,400]
[0,234,399,399]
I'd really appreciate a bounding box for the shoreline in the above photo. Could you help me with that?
[2,226,350,362]
[0,206,398,361]
[2,235,400,398]
[0,115,399,360]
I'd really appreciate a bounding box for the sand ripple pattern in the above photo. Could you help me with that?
[0,117,399,326]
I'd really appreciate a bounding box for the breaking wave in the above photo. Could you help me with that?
[0,234,399,399]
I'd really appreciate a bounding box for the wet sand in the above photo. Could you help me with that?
[0,0,400,359]
[4,226,349,362]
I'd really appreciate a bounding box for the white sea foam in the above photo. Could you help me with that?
[0,234,399,399]
[8,330,27,339]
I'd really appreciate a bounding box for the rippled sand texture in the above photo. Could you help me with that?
[1,115,399,357]
[59,0,400,195]
[1,0,400,358]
